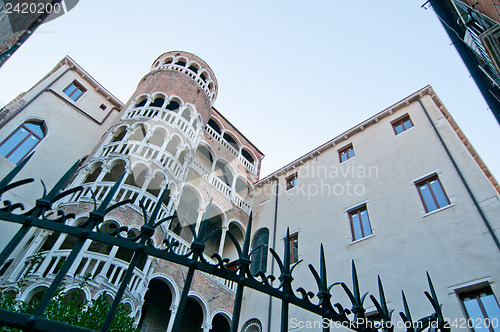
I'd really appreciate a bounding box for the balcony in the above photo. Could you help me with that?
[191,160,252,215]
[125,107,199,145]
[205,124,257,175]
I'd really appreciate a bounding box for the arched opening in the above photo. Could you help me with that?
[102,160,127,183]
[175,58,187,67]
[129,124,147,142]
[234,177,250,199]
[222,222,244,262]
[223,132,239,151]
[200,72,208,82]
[208,119,221,135]
[241,148,255,164]
[111,127,127,143]
[62,288,86,307]
[138,278,173,332]
[179,297,204,332]
[135,99,147,108]
[175,187,201,242]
[178,149,187,165]
[204,205,223,257]
[181,107,191,122]
[166,136,181,157]
[124,163,148,189]
[188,63,199,73]
[150,97,165,108]
[214,160,233,187]
[195,145,213,172]
[163,57,173,65]
[250,228,269,275]
[27,286,48,305]
[83,163,102,184]
[148,128,166,147]
[166,100,180,112]
[211,313,230,332]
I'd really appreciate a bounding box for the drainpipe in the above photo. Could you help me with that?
[0,65,72,130]
[417,99,500,251]
[267,176,279,332]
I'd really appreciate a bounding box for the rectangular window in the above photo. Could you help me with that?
[392,114,414,135]
[460,286,500,332]
[415,175,450,213]
[289,233,298,264]
[99,104,107,111]
[339,144,355,163]
[63,80,86,101]
[348,205,373,241]
[286,173,298,191]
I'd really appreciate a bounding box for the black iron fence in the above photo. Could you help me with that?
[0,156,451,332]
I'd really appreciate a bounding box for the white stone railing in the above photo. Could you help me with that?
[23,250,145,299]
[190,162,252,215]
[67,182,173,221]
[125,107,199,145]
[204,125,257,175]
[157,64,216,101]
[99,141,184,181]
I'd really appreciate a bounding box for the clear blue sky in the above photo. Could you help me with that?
[1,1,499,179]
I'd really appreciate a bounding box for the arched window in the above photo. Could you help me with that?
[251,228,269,275]
[0,120,46,164]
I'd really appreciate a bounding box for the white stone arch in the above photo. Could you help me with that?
[67,214,90,226]
[168,95,185,106]
[213,156,236,187]
[128,121,152,138]
[180,183,205,210]
[150,92,168,107]
[226,219,245,233]
[121,298,135,315]
[148,273,180,305]
[210,309,232,327]
[221,129,241,150]
[62,284,91,303]
[127,160,153,188]
[20,282,50,302]
[174,56,188,67]
[234,175,253,199]
[240,145,257,163]
[92,289,115,305]
[186,60,201,73]
[108,123,130,143]
[186,291,210,328]
[147,125,169,147]
[208,116,224,134]
[198,69,211,82]
[131,94,150,108]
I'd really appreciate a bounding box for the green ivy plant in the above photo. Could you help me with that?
[0,253,138,332]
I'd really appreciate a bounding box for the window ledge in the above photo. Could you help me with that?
[349,233,375,245]
[421,204,455,218]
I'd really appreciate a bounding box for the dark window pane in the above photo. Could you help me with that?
[347,148,355,159]
[429,179,448,208]
[419,183,437,212]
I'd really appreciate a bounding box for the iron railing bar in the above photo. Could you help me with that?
[0,308,95,332]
